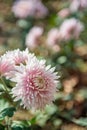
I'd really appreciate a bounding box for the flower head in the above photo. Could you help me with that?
[46,28,60,46]
[59,18,84,40]
[12,0,48,19]
[70,0,87,12]
[11,55,59,110]
[12,0,35,18]
[0,56,14,77]
[58,8,70,18]
[26,26,43,49]
[0,48,30,79]
[0,48,59,110]
[34,0,48,18]
[4,48,29,65]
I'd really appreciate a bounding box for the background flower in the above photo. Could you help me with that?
[26,26,43,49]
[59,18,84,40]
[70,0,87,12]
[12,0,48,18]
[46,28,60,46]
[58,8,70,18]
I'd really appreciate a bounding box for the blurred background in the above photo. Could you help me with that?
[0,0,87,130]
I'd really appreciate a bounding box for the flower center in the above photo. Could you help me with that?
[34,76,45,89]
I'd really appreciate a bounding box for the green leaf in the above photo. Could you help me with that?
[12,126,23,130]
[0,98,10,112]
[30,117,36,125]
[0,107,16,118]
[73,118,87,126]
[12,126,31,130]
[0,84,4,92]
[12,120,31,130]
[0,124,5,130]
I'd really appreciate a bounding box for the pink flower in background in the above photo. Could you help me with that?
[70,0,87,12]
[26,26,43,49]
[11,55,58,110]
[46,28,60,47]
[69,0,80,12]
[58,8,70,18]
[59,18,84,41]
[0,56,14,77]
[34,0,48,18]
[80,0,87,9]
[12,0,48,18]
[12,0,35,18]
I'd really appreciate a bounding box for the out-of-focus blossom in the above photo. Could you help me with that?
[12,0,34,18]
[59,18,84,41]
[70,0,87,12]
[26,26,43,49]
[12,0,48,18]
[11,55,59,110]
[46,28,60,47]
[58,8,70,18]
[34,0,48,18]
[69,0,80,12]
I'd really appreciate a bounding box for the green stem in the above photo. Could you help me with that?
[5,117,12,130]
[0,77,18,108]
[0,77,9,92]
[8,118,12,130]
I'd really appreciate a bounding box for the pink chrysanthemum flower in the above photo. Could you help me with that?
[11,55,59,110]
[0,49,32,79]
[4,48,29,65]
[12,0,35,18]
[70,0,87,12]
[59,18,84,40]
[58,8,70,18]
[34,0,48,19]
[26,26,43,49]
[0,56,14,77]
[46,28,60,46]
[12,0,48,19]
